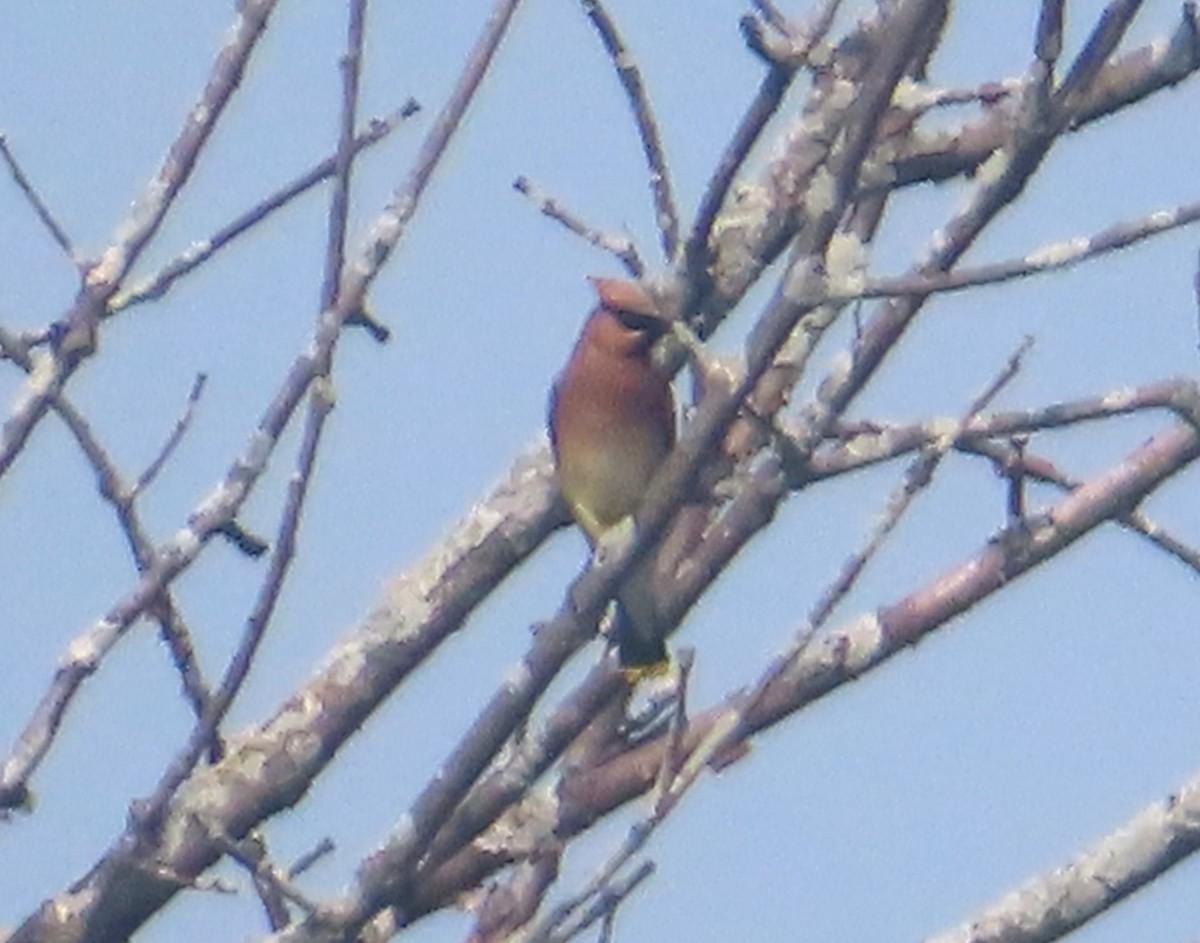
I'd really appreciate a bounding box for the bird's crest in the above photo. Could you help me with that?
[588,276,661,318]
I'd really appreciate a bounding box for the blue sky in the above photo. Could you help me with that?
[3,2,1200,941]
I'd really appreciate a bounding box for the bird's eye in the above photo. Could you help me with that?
[613,309,664,334]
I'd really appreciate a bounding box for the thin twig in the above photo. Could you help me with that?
[0,134,76,261]
[512,176,644,276]
[892,78,1015,116]
[807,336,1032,633]
[742,0,843,69]
[846,199,1200,305]
[0,340,215,746]
[1028,0,1065,119]
[111,102,419,312]
[800,379,1200,577]
[0,0,279,485]
[636,338,1034,838]
[414,660,624,878]
[134,381,335,833]
[1035,0,1066,68]
[211,828,322,924]
[652,648,692,812]
[60,405,215,728]
[448,17,952,876]
[35,4,529,933]
[333,1,522,319]
[0,16,407,808]
[890,10,1200,193]
[132,372,208,497]
[803,378,1199,484]
[969,438,1200,576]
[1194,248,1200,352]
[289,837,336,879]
[424,411,1200,940]
[535,860,655,943]
[1056,0,1146,113]
[321,0,366,313]
[684,64,797,289]
[426,9,1029,917]
[579,0,679,261]
[749,0,795,38]
[533,418,1200,931]
[524,831,654,943]
[163,8,370,768]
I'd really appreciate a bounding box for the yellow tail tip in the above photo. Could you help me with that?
[620,659,672,684]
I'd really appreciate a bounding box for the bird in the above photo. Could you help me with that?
[549,276,676,676]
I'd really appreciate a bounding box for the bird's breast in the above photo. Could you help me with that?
[551,359,674,542]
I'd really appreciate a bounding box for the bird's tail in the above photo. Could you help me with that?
[608,507,707,682]
[615,612,670,680]
[613,561,670,680]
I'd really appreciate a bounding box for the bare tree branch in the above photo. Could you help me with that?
[578,0,679,261]
[0,0,279,480]
[0,133,77,262]
[925,766,1200,943]
[845,195,1200,301]
[513,175,645,276]
[109,101,420,313]
[11,5,1200,942]
[132,372,208,497]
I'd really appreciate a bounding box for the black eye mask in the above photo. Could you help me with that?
[612,308,666,335]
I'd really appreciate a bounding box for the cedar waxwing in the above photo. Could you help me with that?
[549,277,676,675]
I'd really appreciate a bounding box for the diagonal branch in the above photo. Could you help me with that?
[0,0,280,482]
[398,411,1200,926]
[579,0,679,261]
[0,133,76,262]
[5,3,531,939]
[845,194,1200,301]
[513,175,645,276]
[924,765,1200,943]
[109,102,420,312]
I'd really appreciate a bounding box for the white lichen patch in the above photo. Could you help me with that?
[926,416,959,451]
[826,77,857,114]
[858,150,897,189]
[171,525,203,559]
[928,227,951,258]
[1100,387,1139,411]
[283,728,322,768]
[844,434,880,462]
[323,640,371,688]
[891,76,932,111]
[975,148,1011,186]
[10,350,57,415]
[52,882,100,923]
[842,611,883,674]
[825,232,868,296]
[804,166,837,218]
[478,783,558,856]
[388,813,417,847]
[503,659,534,690]
[782,257,824,305]
[64,629,105,667]
[242,429,275,475]
[806,41,833,68]
[1025,237,1088,268]
[823,350,853,389]
[1148,208,1178,229]
[710,183,770,247]
[86,246,124,288]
